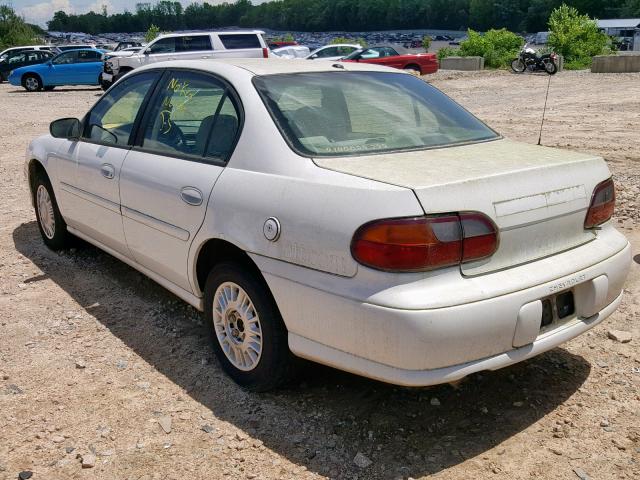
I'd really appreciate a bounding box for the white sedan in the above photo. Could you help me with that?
[305,43,361,61]
[26,59,631,391]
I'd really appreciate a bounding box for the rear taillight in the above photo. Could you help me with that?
[584,178,615,228]
[351,212,498,272]
[262,47,269,58]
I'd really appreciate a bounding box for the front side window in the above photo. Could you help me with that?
[219,34,261,49]
[140,71,240,161]
[177,35,212,52]
[254,72,499,157]
[85,72,159,146]
[148,37,175,54]
[52,51,78,65]
[336,46,358,56]
[315,47,338,58]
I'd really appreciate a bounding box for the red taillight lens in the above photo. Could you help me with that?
[584,178,615,228]
[262,47,269,58]
[351,212,498,272]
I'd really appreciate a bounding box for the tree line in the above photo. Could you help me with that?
[47,0,640,35]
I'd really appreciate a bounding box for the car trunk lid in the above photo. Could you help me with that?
[314,139,610,275]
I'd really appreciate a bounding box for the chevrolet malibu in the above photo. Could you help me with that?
[25,59,631,391]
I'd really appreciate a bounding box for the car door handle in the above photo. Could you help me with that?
[180,187,203,206]
[100,163,115,179]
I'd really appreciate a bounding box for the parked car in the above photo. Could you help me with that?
[271,45,311,59]
[305,44,361,61]
[102,31,269,89]
[26,59,630,391]
[8,48,106,92]
[342,45,438,74]
[0,49,55,83]
[0,45,58,62]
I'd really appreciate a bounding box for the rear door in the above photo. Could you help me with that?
[175,35,213,60]
[76,50,103,84]
[119,69,242,291]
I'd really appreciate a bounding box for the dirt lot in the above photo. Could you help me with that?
[1,70,639,480]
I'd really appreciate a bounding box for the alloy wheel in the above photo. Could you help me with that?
[212,281,263,371]
[36,185,55,239]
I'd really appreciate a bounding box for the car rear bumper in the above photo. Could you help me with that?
[261,236,631,386]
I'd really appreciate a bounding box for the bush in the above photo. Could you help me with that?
[459,28,523,68]
[330,36,367,48]
[548,4,611,69]
[437,46,460,61]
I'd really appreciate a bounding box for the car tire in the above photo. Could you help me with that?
[404,65,421,75]
[0,72,4,83]
[23,74,42,92]
[33,172,71,250]
[203,261,298,392]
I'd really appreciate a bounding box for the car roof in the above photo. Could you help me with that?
[137,58,410,77]
[155,30,265,40]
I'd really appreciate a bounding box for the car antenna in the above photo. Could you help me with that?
[537,74,552,146]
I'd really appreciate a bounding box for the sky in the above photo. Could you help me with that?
[13,0,261,27]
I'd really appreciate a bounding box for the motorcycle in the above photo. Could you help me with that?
[511,45,558,75]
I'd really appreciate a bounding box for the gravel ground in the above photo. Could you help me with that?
[0,71,639,480]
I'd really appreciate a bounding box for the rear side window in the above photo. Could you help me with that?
[219,34,261,49]
[177,35,213,52]
[78,50,101,62]
[140,71,240,162]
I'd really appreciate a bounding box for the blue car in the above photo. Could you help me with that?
[9,48,106,92]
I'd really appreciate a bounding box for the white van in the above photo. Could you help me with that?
[102,31,269,88]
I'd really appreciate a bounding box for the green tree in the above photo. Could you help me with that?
[548,4,611,69]
[0,6,37,50]
[145,24,160,43]
[422,35,432,51]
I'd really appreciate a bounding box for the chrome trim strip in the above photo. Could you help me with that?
[122,206,190,241]
[60,181,120,214]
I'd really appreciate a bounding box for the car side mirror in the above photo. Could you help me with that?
[50,118,81,140]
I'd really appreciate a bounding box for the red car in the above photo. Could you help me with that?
[342,45,438,75]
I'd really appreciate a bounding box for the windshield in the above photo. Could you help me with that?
[254,72,499,157]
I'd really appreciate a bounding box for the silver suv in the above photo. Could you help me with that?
[102,31,269,89]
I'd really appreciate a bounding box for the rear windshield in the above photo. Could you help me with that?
[253,72,499,157]
[219,34,262,49]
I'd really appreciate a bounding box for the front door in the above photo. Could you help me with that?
[47,50,79,84]
[119,70,242,292]
[61,71,161,255]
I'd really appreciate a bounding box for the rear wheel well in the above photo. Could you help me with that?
[195,239,263,295]
[404,64,422,74]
